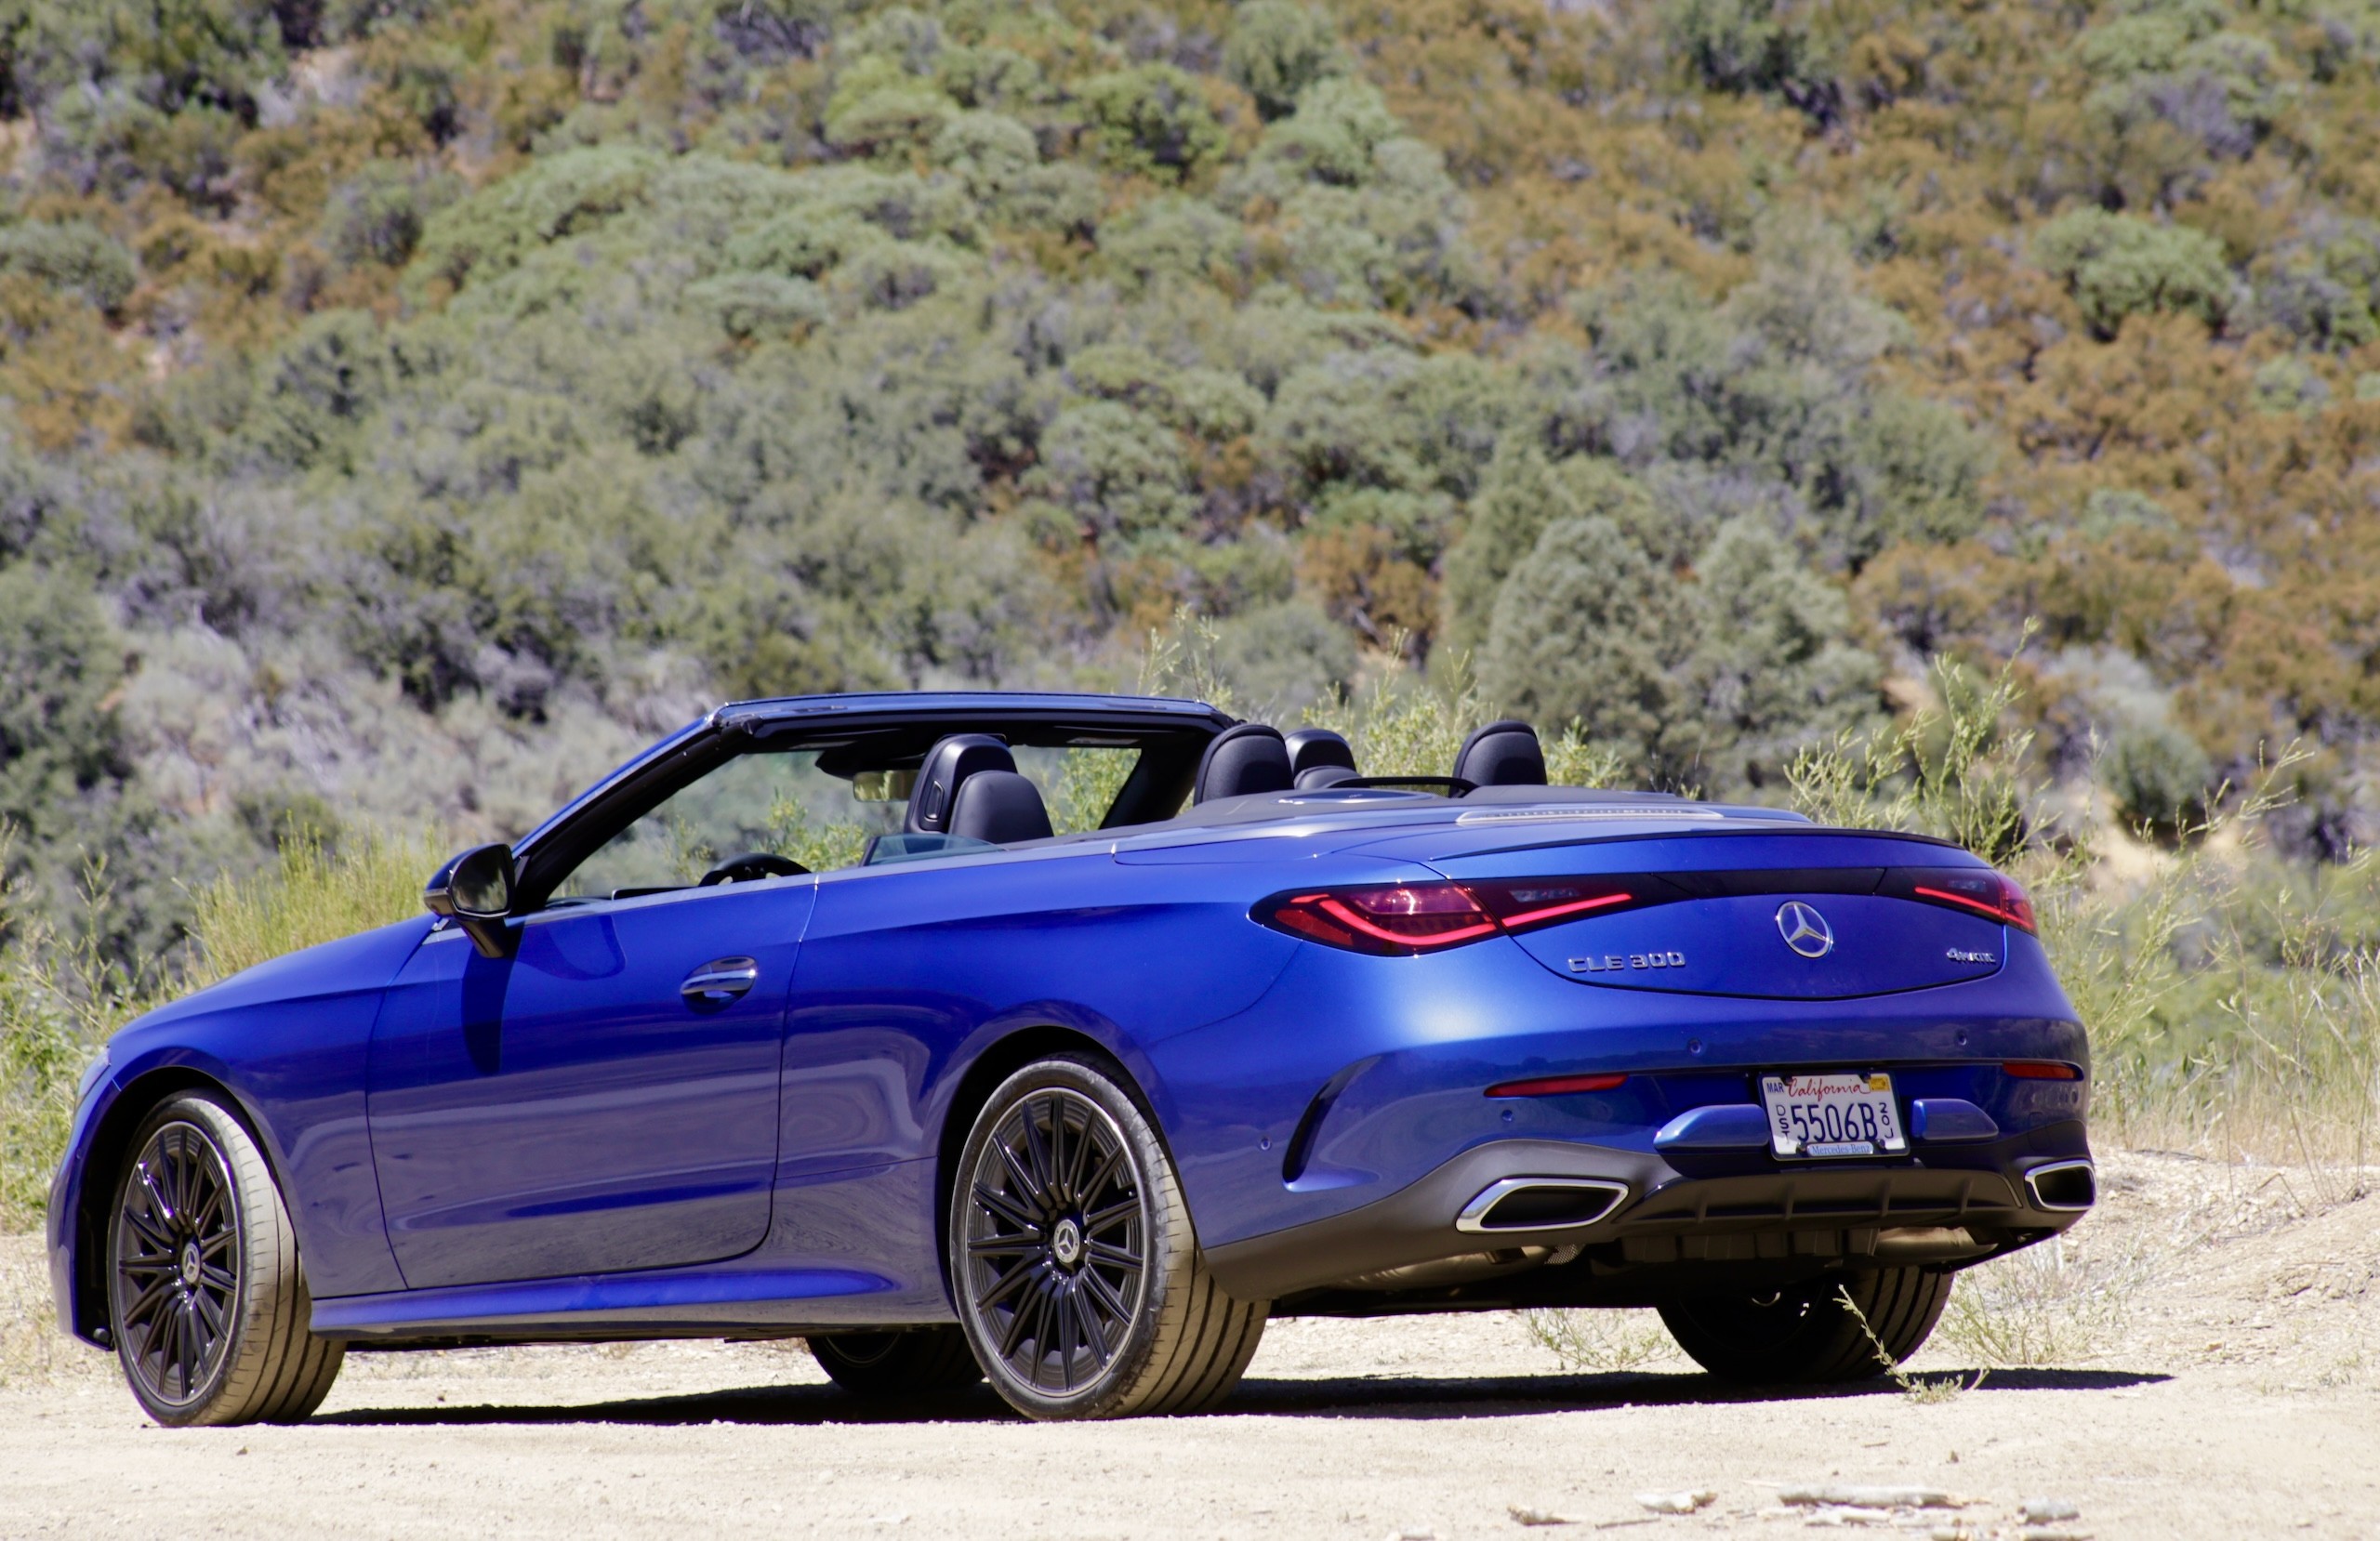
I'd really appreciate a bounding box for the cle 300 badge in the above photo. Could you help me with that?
[1567,951,1686,974]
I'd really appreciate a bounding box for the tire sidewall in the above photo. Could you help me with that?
[946,1056,1185,1419]
[110,1094,264,1427]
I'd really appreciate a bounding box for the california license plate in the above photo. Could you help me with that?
[1760,1073,1908,1158]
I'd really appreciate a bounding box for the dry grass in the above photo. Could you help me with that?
[1522,1310,1681,1374]
[184,826,448,990]
[1935,1235,2145,1370]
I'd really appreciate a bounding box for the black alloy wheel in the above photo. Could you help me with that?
[112,1119,240,1406]
[964,1084,1146,1393]
[107,1093,345,1427]
[950,1057,1267,1419]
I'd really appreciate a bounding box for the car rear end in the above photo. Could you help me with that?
[1175,813,2093,1319]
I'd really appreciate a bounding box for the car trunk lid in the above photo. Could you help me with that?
[1414,830,2010,1000]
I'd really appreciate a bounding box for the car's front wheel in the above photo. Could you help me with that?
[1658,1266,1954,1384]
[949,1056,1268,1420]
[107,1092,345,1427]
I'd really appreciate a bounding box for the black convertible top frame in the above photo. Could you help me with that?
[509,692,1235,912]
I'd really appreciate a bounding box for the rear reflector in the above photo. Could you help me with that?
[2003,1060,2082,1080]
[1485,1073,1627,1098]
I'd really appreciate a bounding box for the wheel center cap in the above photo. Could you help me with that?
[1051,1217,1083,1270]
[178,1242,203,1288]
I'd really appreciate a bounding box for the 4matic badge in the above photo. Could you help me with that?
[1568,950,1686,974]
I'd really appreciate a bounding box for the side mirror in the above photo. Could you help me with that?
[425,843,517,959]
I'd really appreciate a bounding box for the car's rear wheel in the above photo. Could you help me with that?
[949,1056,1268,1420]
[1658,1267,1953,1384]
[808,1327,984,1396]
[107,1092,345,1427]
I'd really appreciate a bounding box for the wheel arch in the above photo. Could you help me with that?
[68,1066,279,1344]
[928,1024,1174,1306]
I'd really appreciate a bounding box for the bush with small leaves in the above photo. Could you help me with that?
[1076,65,1228,183]
[2033,206,2233,338]
[0,222,138,313]
[1223,0,1342,120]
[2105,721,2213,836]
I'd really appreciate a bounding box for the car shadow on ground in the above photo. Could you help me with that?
[316,1366,2171,1429]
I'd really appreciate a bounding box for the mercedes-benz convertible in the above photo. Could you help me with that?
[48,691,2095,1424]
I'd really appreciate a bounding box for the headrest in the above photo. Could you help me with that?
[906,734,1016,834]
[1452,719,1547,787]
[1192,722,1294,803]
[1283,728,1356,781]
[947,770,1054,845]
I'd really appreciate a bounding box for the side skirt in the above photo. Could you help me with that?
[311,1264,954,1343]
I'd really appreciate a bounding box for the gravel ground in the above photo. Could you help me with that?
[4,1150,2375,1540]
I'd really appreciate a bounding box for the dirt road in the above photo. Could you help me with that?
[5,1152,2376,1539]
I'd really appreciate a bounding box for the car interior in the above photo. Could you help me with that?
[523,708,1591,911]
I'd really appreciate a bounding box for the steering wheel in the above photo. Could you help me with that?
[696,851,810,887]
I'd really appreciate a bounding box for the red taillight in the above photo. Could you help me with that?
[2003,1060,2081,1080]
[1897,869,2037,934]
[1485,1073,1628,1098]
[1257,884,1501,955]
[1470,879,1638,929]
[1254,877,1642,955]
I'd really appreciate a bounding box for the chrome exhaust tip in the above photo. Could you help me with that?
[2023,1158,2097,1212]
[1456,1177,1630,1233]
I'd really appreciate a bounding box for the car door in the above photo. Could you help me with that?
[367,879,814,1289]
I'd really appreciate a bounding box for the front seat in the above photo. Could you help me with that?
[906,734,1054,844]
[1283,727,1359,790]
[1192,722,1294,802]
[1453,719,1547,787]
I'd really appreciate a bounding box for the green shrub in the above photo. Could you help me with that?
[321,161,462,270]
[2105,721,2213,835]
[1223,0,1343,120]
[0,566,125,838]
[2033,207,2233,337]
[0,221,138,313]
[1076,65,1227,183]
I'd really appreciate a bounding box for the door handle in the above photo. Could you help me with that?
[681,957,760,1004]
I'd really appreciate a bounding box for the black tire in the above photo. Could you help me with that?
[1658,1267,1954,1384]
[107,1092,345,1427]
[948,1056,1268,1420]
[808,1327,984,1396]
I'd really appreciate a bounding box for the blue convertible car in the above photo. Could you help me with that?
[49,691,2095,1425]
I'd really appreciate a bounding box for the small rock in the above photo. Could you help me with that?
[1384,1531,1439,1541]
[2018,1531,2091,1541]
[1509,1508,1572,1527]
[1635,1491,1715,1515]
[1780,1487,1955,1509]
[2020,1499,2081,1523]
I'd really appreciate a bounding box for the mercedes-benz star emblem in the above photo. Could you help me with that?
[1775,901,1834,959]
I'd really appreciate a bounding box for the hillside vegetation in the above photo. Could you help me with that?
[0,0,2378,1198]
[2,0,2380,954]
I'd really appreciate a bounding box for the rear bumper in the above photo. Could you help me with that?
[1203,1123,2092,1305]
